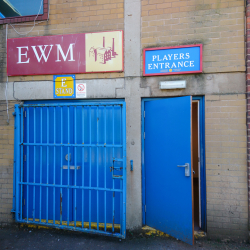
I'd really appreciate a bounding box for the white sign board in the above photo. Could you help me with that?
[76,83,86,98]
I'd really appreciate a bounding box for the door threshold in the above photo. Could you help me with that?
[142,225,206,239]
[194,229,206,239]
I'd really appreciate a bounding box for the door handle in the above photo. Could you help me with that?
[177,163,190,177]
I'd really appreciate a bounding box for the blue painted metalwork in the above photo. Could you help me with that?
[142,96,193,245]
[14,100,126,239]
[13,106,20,220]
[141,96,206,244]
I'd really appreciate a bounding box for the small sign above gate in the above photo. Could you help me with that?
[76,83,87,98]
[143,44,202,76]
[54,75,75,98]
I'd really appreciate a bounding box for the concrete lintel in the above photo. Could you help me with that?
[0,78,125,101]
[141,72,246,97]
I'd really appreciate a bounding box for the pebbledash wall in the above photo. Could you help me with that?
[0,0,248,240]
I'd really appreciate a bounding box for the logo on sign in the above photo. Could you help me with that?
[54,75,75,98]
[85,31,123,73]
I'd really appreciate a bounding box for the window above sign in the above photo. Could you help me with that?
[0,0,48,24]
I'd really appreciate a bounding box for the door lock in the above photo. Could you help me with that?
[65,153,71,161]
[177,163,190,177]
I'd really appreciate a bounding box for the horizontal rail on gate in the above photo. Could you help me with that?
[17,219,125,239]
[19,182,124,191]
[22,103,124,107]
[20,143,123,147]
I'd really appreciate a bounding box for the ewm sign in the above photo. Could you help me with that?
[143,44,202,76]
[7,31,123,76]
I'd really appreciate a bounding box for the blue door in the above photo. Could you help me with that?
[144,96,193,245]
[15,101,126,239]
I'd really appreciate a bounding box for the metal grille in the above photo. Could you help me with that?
[13,102,126,238]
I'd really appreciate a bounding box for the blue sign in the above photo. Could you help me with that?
[143,45,202,76]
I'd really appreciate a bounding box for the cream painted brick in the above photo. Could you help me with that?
[205,94,247,237]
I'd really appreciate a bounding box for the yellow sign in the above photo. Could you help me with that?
[54,75,75,98]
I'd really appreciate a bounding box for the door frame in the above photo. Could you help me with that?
[141,96,206,232]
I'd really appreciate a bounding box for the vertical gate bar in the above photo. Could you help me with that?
[26,108,30,222]
[20,108,24,221]
[15,106,20,221]
[119,106,122,234]
[67,106,70,227]
[53,107,56,224]
[104,106,107,232]
[33,107,36,222]
[89,106,91,230]
[81,106,84,228]
[74,106,77,227]
[39,108,42,222]
[46,107,49,223]
[122,103,127,237]
[13,106,16,219]
[60,107,63,225]
[112,106,115,233]
[97,107,99,230]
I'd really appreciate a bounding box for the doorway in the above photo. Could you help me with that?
[192,100,201,231]
[141,96,206,245]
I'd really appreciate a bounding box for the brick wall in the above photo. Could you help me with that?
[205,94,248,239]
[141,0,245,74]
[0,101,16,226]
[246,0,250,236]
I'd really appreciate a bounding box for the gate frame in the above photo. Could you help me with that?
[141,96,206,232]
[12,99,127,239]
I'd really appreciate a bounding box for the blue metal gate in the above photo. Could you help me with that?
[13,101,126,238]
